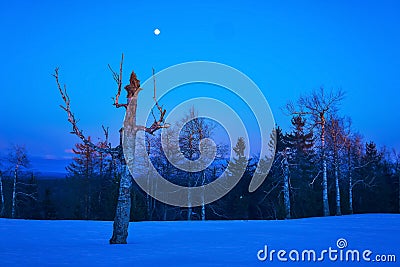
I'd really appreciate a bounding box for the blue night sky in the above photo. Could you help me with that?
[0,0,399,172]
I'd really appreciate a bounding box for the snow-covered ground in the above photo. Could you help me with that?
[0,214,398,266]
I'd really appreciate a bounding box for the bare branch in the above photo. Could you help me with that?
[286,88,344,123]
[208,205,230,219]
[16,191,37,201]
[140,68,170,135]
[351,176,376,189]
[309,170,322,186]
[102,125,109,144]
[258,182,281,205]
[53,68,118,156]
[109,53,127,108]
[353,160,375,170]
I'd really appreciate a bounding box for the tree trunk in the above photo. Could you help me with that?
[187,170,192,221]
[201,171,206,221]
[163,203,167,221]
[187,186,192,221]
[321,119,330,216]
[0,173,5,217]
[146,171,151,220]
[334,151,341,216]
[334,170,341,216]
[11,167,18,219]
[110,90,139,244]
[283,154,291,219]
[109,164,132,244]
[349,172,353,214]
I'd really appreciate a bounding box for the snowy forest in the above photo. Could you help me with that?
[1,88,399,222]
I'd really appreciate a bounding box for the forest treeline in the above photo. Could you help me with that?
[0,88,399,221]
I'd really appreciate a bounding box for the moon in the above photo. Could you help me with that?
[154,28,160,35]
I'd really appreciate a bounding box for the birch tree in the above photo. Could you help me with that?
[344,135,358,214]
[326,116,349,216]
[8,145,31,218]
[54,55,168,244]
[281,148,291,219]
[286,88,344,216]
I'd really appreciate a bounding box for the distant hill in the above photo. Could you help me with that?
[30,157,70,178]
[33,171,67,180]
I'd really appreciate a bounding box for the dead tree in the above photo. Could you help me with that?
[54,54,168,244]
[286,87,344,216]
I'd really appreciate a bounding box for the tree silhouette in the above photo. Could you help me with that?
[54,55,168,244]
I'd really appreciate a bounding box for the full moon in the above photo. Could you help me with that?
[154,28,160,35]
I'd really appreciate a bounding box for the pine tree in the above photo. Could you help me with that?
[66,136,97,219]
[66,135,116,220]
[225,137,253,219]
[42,188,57,219]
[285,117,315,218]
[353,141,383,212]
[258,127,292,219]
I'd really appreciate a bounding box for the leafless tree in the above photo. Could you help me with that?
[286,87,344,216]
[327,116,350,216]
[177,107,215,220]
[0,167,5,217]
[8,145,32,218]
[54,54,168,244]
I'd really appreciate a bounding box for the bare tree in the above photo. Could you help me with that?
[327,116,349,216]
[177,107,215,220]
[8,145,31,218]
[54,55,168,244]
[286,87,344,216]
